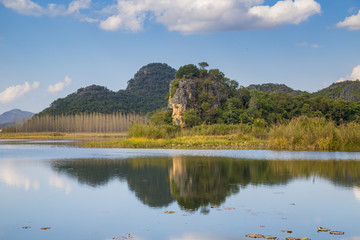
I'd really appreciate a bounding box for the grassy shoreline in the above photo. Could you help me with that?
[83,135,268,149]
[2,117,360,151]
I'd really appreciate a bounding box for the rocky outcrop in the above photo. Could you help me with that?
[168,79,197,127]
[168,77,229,127]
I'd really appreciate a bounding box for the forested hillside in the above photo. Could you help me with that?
[162,64,360,127]
[39,61,360,122]
[313,81,360,101]
[40,63,176,115]
[247,83,304,96]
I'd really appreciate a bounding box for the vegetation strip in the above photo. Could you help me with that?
[82,117,360,151]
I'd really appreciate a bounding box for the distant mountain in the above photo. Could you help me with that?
[313,80,360,101]
[40,63,176,115]
[0,109,34,127]
[247,83,305,96]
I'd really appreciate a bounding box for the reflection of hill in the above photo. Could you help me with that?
[52,157,360,211]
[52,158,174,208]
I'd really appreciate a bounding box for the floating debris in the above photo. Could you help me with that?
[224,207,235,210]
[317,227,330,232]
[330,231,344,235]
[143,229,150,231]
[216,209,223,211]
[265,235,277,239]
[246,233,265,238]
[164,211,175,214]
[22,226,31,229]
[281,230,293,234]
[286,238,310,240]
[41,227,51,230]
[210,205,219,208]
[290,203,296,206]
[118,233,135,239]
[259,225,266,228]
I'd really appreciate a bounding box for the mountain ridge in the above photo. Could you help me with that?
[39,63,176,115]
[0,109,34,128]
[38,63,360,116]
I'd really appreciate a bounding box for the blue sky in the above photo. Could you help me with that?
[0,0,359,114]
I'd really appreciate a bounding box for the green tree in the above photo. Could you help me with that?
[175,64,200,79]
[198,62,209,70]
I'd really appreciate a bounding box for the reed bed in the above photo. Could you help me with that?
[10,113,148,133]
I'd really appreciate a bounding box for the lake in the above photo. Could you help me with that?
[1,140,360,240]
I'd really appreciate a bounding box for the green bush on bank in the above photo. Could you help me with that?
[128,116,360,151]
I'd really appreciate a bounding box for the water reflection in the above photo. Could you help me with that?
[48,175,72,195]
[52,158,174,207]
[354,187,360,201]
[0,161,40,190]
[51,156,360,211]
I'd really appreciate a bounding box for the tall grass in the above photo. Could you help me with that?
[127,116,360,151]
[10,113,148,133]
[269,116,360,150]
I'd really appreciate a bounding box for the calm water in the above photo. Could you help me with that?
[1,140,360,240]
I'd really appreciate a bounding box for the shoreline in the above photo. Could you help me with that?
[1,132,360,152]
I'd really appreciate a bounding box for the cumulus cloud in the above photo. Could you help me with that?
[66,0,91,15]
[0,0,44,16]
[248,0,321,28]
[337,65,360,83]
[1,0,321,34]
[0,0,91,17]
[337,10,360,30]
[99,0,321,34]
[47,76,72,94]
[0,81,39,104]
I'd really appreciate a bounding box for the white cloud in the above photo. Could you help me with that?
[99,0,321,34]
[0,81,39,104]
[1,0,321,34]
[248,0,321,28]
[337,10,360,30]
[81,17,99,23]
[47,76,72,94]
[66,0,91,15]
[311,43,319,48]
[0,0,91,17]
[0,0,44,16]
[337,65,360,83]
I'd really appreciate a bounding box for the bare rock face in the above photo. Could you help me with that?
[168,79,197,127]
[168,78,229,127]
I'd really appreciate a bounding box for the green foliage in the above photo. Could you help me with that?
[169,80,179,98]
[198,62,209,70]
[40,63,176,115]
[313,80,360,101]
[150,109,173,125]
[183,110,202,127]
[175,64,200,79]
